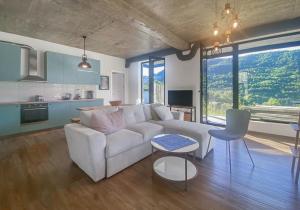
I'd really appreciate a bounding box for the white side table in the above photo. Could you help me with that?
[151,134,199,190]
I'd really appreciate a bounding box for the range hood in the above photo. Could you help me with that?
[20,46,47,82]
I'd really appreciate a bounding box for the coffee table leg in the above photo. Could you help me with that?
[185,153,187,191]
[151,146,154,178]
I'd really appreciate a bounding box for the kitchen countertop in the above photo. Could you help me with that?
[0,98,103,105]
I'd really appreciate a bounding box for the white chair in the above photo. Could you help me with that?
[206,109,254,173]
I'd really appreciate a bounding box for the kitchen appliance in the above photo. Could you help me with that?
[85,90,95,99]
[33,95,45,102]
[21,103,48,124]
[20,46,47,82]
[62,93,72,100]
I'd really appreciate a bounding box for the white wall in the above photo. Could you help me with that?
[0,31,127,105]
[126,49,297,137]
[127,49,201,121]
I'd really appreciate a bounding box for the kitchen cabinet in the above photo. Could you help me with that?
[45,51,100,85]
[63,55,79,84]
[48,102,71,127]
[0,99,104,137]
[0,42,21,81]
[0,104,20,136]
[45,51,64,84]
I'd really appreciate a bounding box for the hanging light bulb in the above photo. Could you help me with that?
[78,35,92,69]
[211,41,221,55]
[224,3,231,15]
[213,23,219,36]
[225,30,231,43]
[232,15,239,29]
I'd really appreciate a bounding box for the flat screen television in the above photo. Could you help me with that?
[168,90,193,107]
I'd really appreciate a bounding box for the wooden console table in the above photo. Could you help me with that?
[169,105,196,122]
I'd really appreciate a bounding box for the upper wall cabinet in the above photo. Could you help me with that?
[0,42,21,81]
[45,51,100,85]
[45,51,64,84]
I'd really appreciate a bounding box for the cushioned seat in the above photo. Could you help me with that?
[106,129,144,158]
[126,122,164,141]
[150,120,213,140]
[208,129,241,140]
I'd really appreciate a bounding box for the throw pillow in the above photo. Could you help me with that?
[151,103,163,120]
[90,109,125,134]
[154,106,174,121]
[143,104,152,120]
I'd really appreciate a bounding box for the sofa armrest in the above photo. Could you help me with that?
[64,123,107,182]
[171,111,184,121]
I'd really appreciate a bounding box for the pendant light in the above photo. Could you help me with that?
[78,35,91,69]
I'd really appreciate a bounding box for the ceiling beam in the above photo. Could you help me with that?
[101,0,189,50]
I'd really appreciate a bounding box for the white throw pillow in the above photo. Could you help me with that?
[143,104,152,121]
[154,106,174,121]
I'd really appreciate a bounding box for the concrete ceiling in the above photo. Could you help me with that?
[0,0,299,58]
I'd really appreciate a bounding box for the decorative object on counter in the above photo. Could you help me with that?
[85,90,95,99]
[78,35,91,69]
[62,93,72,100]
[33,95,44,102]
[99,76,109,90]
[109,100,122,107]
[73,89,81,100]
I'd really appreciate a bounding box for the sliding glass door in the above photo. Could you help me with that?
[203,55,233,125]
[141,57,165,104]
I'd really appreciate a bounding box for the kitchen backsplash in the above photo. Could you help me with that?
[0,81,97,102]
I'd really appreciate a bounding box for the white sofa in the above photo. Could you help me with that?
[64,104,215,182]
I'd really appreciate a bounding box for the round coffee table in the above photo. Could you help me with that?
[151,134,199,190]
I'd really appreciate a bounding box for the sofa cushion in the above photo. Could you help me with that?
[90,109,125,135]
[150,120,214,142]
[150,103,163,120]
[126,122,164,141]
[154,106,173,121]
[143,104,152,121]
[106,129,144,158]
[121,105,146,125]
[80,106,118,127]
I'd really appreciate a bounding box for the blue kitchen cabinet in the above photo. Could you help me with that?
[63,55,79,84]
[0,42,21,81]
[76,58,100,85]
[46,51,101,85]
[48,102,71,127]
[45,52,64,84]
[69,101,83,118]
[0,104,20,136]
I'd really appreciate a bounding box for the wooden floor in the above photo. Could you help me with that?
[0,129,299,210]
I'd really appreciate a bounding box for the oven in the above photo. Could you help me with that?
[21,103,48,124]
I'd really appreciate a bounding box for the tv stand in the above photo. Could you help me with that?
[169,105,196,122]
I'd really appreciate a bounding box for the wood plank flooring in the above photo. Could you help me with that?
[0,129,299,210]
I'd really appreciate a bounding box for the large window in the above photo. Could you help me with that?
[141,58,165,104]
[201,41,300,125]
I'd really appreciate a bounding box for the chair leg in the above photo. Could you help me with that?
[206,135,212,155]
[242,139,255,167]
[292,157,296,172]
[296,158,300,184]
[228,141,231,173]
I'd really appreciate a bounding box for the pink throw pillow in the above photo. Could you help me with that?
[90,109,125,134]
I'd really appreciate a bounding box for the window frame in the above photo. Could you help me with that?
[141,57,166,105]
[200,39,300,125]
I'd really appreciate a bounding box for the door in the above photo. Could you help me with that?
[201,55,233,125]
[141,57,165,104]
[112,72,125,103]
